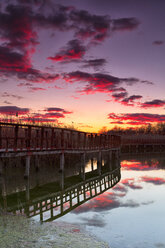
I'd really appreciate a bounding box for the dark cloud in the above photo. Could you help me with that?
[83,59,107,69]
[1,92,24,100]
[141,99,165,108]
[112,18,140,31]
[112,92,128,100]
[81,215,106,227]
[121,178,143,190]
[28,87,47,92]
[108,113,165,125]
[46,107,72,114]
[64,70,145,95]
[0,106,30,115]
[121,160,159,171]
[73,191,140,214]
[152,40,164,45]
[141,176,165,185]
[48,39,85,62]
[121,95,142,106]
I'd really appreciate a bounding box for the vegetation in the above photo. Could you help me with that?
[99,123,165,135]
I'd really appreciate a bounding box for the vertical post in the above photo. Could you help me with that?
[99,134,102,149]
[77,132,81,149]
[84,133,86,149]
[81,153,85,180]
[61,130,64,149]
[14,125,19,151]
[91,157,94,171]
[60,152,65,190]
[40,127,44,149]
[50,128,54,148]
[0,158,3,176]
[24,155,31,179]
[97,151,102,175]
[95,134,97,148]
[70,131,73,149]
[90,134,93,149]
[0,126,2,149]
[109,150,112,171]
[27,126,31,150]
[36,129,39,149]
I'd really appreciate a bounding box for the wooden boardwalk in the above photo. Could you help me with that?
[0,122,121,157]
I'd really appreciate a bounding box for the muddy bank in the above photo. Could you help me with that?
[0,214,109,248]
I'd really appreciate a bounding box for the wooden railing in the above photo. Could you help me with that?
[121,134,165,145]
[0,122,121,152]
[5,167,121,222]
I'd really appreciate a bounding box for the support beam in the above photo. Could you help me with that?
[60,152,65,190]
[91,158,94,171]
[80,153,86,181]
[97,151,102,175]
[24,155,31,179]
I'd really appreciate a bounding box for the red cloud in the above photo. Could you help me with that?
[108,113,165,125]
[140,176,165,185]
[140,99,165,108]
[48,39,85,62]
[0,106,30,115]
[121,160,159,171]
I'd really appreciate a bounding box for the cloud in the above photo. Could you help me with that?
[121,160,159,171]
[108,113,165,125]
[1,92,24,100]
[45,107,72,114]
[48,39,86,62]
[73,191,140,214]
[81,215,106,227]
[112,18,140,31]
[140,99,165,108]
[140,176,165,185]
[64,70,147,95]
[152,40,164,45]
[82,59,107,70]
[121,178,143,190]
[0,106,30,115]
[121,95,143,106]
[28,87,47,92]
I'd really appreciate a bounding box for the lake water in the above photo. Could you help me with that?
[0,152,165,248]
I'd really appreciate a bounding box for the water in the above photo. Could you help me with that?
[0,153,165,248]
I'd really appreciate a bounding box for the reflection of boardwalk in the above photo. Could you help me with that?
[1,167,121,222]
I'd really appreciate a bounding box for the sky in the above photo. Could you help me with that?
[0,0,165,132]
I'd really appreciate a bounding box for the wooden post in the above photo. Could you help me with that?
[97,151,102,175]
[0,158,3,176]
[84,133,86,149]
[70,131,73,149]
[14,125,19,150]
[109,150,112,170]
[81,153,85,180]
[27,126,31,150]
[91,157,94,171]
[36,129,39,148]
[99,134,102,149]
[61,130,64,149]
[60,152,65,190]
[95,134,97,148]
[77,132,81,149]
[24,155,31,179]
[0,126,2,149]
[90,134,93,149]
[40,127,44,149]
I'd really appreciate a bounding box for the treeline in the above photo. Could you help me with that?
[100,123,165,135]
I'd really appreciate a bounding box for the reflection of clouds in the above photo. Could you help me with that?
[113,184,128,193]
[73,191,140,214]
[121,160,159,171]
[81,215,106,227]
[140,176,165,185]
[121,178,143,190]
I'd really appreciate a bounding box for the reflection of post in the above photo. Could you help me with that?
[60,152,65,190]
[91,158,94,171]
[25,173,30,201]
[109,150,112,170]
[0,158,3,176]
[97,151,102,175]
[24,155,31,179]
[81,153,85,181]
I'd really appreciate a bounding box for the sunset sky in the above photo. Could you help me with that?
[0,0,165,132]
